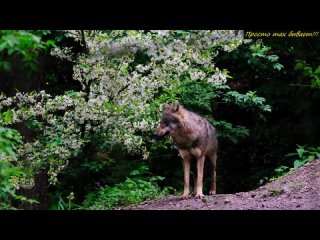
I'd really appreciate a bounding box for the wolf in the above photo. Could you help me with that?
[156,101,218,199]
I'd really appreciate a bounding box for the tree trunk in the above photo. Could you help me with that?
[17,171,49,210]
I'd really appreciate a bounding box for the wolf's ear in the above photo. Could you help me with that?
[173,100,180,112]
[162,103,171,111]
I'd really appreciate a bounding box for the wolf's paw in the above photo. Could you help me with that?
[209,190,216,195]
[194,193,204,199]
[181,194,190,200]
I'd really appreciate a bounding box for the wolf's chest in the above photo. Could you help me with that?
[171,133,198,150]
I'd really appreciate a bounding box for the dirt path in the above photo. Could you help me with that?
[123,159,320,210]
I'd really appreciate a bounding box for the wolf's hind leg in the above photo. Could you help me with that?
[208,152,217,195]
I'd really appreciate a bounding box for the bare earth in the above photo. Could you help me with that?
[123,159,320,210]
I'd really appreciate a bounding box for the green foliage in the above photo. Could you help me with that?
[248,43,284,71]
[0,30,56,73]
[0,126,22,160]
[213,38,320,193]
[273,165,290,176]
[1,109,13,124]
[273,145,320,179]
[81,165,174,210]
[288,145,320,169]
[224,91,271,112]
[0,160,38,209]
[177,79,227,112]
[211,120,249,143]
[0,126,37,209]
[49,192,75,210]
[294,60,320,88]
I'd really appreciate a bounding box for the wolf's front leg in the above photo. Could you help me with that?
[179,149,192,199]
[181,156,191,199]
[195,156,205,199]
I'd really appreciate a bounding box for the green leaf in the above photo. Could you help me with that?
[285,152,298,157]
[45,40,56,48]
[0,42,8,51]
[3,110,13,123]
[274,165,289,173]
[273,63,284,71]
[297,148,305,158]
[130,170,140,176]
[307,155,315,162]
[293,160,304,169]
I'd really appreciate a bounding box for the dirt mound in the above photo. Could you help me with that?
[123,159,320,210]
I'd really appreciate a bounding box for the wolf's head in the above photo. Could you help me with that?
[155,100,181,137]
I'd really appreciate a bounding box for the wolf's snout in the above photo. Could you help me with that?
[155,131,164,138]
[154,126,166,138]
[154,126,161,138]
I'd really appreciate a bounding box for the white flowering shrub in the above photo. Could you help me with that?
[0,30,270,189]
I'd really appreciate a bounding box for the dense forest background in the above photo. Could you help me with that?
[1,30,319,210]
